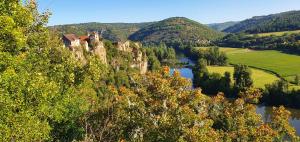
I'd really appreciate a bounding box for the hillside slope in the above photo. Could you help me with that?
[207,21,239,31]
[49,22,153,42]
[224,10,300,33]
[129,17,224,45]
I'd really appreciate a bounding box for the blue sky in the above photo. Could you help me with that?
[37,0,300,26]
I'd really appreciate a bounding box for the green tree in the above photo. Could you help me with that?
[295,74,300,85]
[0,1,107,141]
[193,58,209,87]
[148,55,161,71]
[219,71,231,95]
[206,47,228,65]
[263,80,290,106]
[234,65,253,92]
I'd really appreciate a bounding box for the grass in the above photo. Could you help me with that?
[249,30,300,37]
[207,66,280,88]
[224,48,300,80]
[197,47,300,90]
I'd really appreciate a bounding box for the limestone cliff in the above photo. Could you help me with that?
[63,33,147,74]
[115,41,148,74]
[92,41,107,64]
[72,46,87,65]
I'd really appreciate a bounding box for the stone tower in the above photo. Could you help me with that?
[89,31,99,43]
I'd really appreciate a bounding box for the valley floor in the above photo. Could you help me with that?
[198,47,300,90]
[207,66,279,89]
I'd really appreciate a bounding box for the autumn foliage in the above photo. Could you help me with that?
[0,1,299,142]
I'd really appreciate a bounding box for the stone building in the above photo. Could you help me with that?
[62,33,147,74]
[63,32,107,64]
[62,34,81,49]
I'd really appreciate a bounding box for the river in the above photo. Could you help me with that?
[171,57,300,135]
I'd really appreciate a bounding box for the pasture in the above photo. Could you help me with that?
[223,48,300,82]
[197,47,300,89]
[207,66,280,88]
[249,30,300,37]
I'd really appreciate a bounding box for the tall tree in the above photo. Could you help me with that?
[0,1,107,141]
[233,65,253,92]
[295,75,300,85]
[193,58,209,87]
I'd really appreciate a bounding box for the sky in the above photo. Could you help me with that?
[37,0,300,26]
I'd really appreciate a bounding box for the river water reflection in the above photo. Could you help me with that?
[171,57,300,135]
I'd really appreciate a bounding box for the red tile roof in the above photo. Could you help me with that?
[79,36,89,41]
[63,34,78,41]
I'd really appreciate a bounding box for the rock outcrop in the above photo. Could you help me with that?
[63,33,147,74]
[115,41,148,74]
[93,41,107,64]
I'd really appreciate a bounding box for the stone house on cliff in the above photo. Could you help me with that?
[63,32,107,64]
[62,34,80,49]
[62,32,148,74]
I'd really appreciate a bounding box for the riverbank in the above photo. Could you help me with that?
[172,56,300,135]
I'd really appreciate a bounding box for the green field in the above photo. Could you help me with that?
[223,48,300,80]
[249,30,300,37]
[197,47,300,89]
[207,66,279,88]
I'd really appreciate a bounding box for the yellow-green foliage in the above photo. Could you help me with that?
[249,30,300,37]
[207,66,279,88]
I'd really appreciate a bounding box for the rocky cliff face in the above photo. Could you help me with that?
[130,59,148,74]
[116,41,132,52]
[73,46,87,65]
[92,41,107,64]
[116,41,148,74]
[71,41,107,65]
[63,34,146,74]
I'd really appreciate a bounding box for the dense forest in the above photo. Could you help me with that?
[1,1,300,142]
[224,10,300,33]
[129,17,224,46]
[217,33,300,53]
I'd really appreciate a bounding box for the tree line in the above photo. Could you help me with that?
[217,33,300,54]
[223,10,300,33]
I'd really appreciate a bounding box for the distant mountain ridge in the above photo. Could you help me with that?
[129,17,224,45]
[207,21,239,31]
[51,10,300,44]
[49,22,154,42]
[224,10,300,33]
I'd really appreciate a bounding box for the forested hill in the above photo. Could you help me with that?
[129,17,224,45]
[50,17,224,45]
[224,10,300,33]
[207,21,239,31]
[49,22,153,41]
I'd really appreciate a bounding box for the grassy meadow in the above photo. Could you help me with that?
[249,30,300,37]
[198,47,300,89]
[224,48,300,81]
[207,66,279,88]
